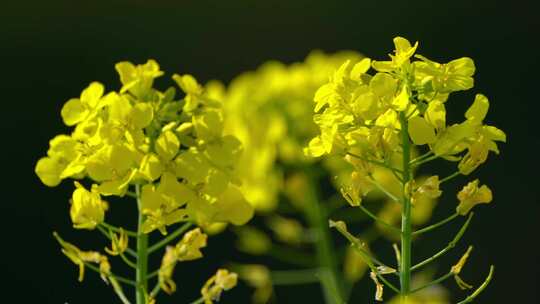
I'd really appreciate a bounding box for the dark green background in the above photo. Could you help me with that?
[1,0,538,303]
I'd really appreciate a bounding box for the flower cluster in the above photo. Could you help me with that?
[36,60,250,303]
[306,37,505,302]
[35,59,253,233]
[306,37,505,176]
[221,50,363,211]
[219,49,450,304]
[35,37,504,303]
[306,37,505,217]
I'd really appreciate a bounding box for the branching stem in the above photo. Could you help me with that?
[456,266,495,304]
[412,212,459,236]
[135,184,149,304]
[358,205,400,234]
[147,222,193,254]
[411,213,474,272]
[399,111,413,297]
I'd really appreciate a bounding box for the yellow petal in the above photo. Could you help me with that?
[61,98,88,126]
[408,116,436,145]
[465,94,489,123]
[35,157,63,187]
[155,131,180,161]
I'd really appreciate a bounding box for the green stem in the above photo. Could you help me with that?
[358,205,400,234]
[135,184,149,304]
[126,191,137,199]
[346,152,403,174]
[147,222,192,254]
[411,212,473,272]
[145,269,159,280]
[149,281,161,298]
[456,266,494,304]
[399,112,412,298]
[409,151,433,165]
[84,262,137,287]
[410,271,453,293]
[305,172,344,304]
[367,176,401,203]
[101,222,138,237]
[110,277,132,304]
[412,212,459,236]
[410,154,439,167]
[440,171,461,184]
[330,221,399,281]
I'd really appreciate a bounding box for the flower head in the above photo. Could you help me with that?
[201,269,238,304]
[70,182,108,230]
[456,180,493,215]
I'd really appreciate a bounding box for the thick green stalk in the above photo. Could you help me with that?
[399,112,412,299]
[305,172,344,304]
[135,184,149,304]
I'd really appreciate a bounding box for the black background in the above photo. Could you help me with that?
[1,0,539,303]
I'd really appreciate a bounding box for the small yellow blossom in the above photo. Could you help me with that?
[70,182,108,230]
[175,228,208,261]
[115,59,163,98]
[158,228,208,294]
[456,180,493,215]
[372,36,419,72]
[173,74,204,112]
[201,269,238,304]
[410,175,442,204]
[60,82,107,126]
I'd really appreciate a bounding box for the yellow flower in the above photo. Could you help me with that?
[202,186,254,226]
[85,143,139,196]
[158,228,208,294]
[70,182,108,230]
[60,82,107,126]
[340,170,375,207]
[175,228,208,261]
[173,74,204,112]
[201,269,238,304]
[372,36,419,72]
[408,116,437,145]
[413,55,475,93]
[410,175,442,204]
[35,135,82,186]
[115,59,163,98]
[456,180,493,215]
[140,172,192,234]
[431,94,505,170]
